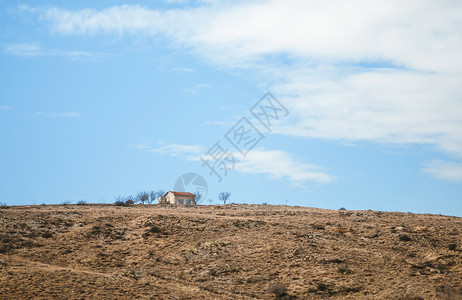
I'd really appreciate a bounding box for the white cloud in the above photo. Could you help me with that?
[236,148,334,185]
[32,112,82,118]
[31,2,462,180]
[422,160,462,182]
[165,0,189,3]
[4,43,42,56]
[204,120,226,126]
[36,1,462,71]
[184,83,210,94]
[171,67,194,72]
[135,143,203,160]
[136,143,334,185]
[3,43,113,60]
[0,105,12,110]
[39,5,177,36]
[272,68,462,158]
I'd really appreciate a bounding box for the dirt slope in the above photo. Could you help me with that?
[0,204,461,299]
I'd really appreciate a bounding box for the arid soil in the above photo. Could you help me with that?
[0,204,461,299]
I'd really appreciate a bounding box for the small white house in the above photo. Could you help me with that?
[158,191,196,206]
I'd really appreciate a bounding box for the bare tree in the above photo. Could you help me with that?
[149,191,155,204]
[149,190,165,204]
[136,192,149,204]
[125,195,135,205]
[156,190,165,203]
[194,191,203,205]
[218,192,231,205]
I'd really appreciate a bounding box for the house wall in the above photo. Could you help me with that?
[176,195,195,206]
[161,192,195,205]
[164,192,176,204]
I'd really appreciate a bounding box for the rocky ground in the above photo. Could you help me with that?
[0,204,461,299]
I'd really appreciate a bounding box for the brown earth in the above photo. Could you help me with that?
[0,204,461,299]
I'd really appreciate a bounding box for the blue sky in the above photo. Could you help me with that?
[1,0,461,216]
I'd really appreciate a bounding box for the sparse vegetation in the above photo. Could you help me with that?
[61,200,72,205]
[151,190,165,204]
[77,200,87,205]
[267,282,287,298]
[399,234,411,241]
[437,285,461,300]
[125,195,134,204]
[338,267,353,274]
[194,191,203,205]
[0,204,460,299]
[0,202,7,209]
[400,295,424,300]
[121,269,143,280]
[148,225,161,234]
[42,232,53,239]
[113,200,124,206]
[136,192,149,204]
[114,196,130,207]
[149,191,157,204]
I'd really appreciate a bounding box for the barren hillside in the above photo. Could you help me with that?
[0,204,461,299]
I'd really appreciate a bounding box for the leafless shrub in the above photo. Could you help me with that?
[42,232,53,239]
[158,190,165,202]
[149,191,156,204]
[399,234,412,241]
[194,191,203,205]
[267,282,287,298]
[437,285,460,300]
[148,225,161,233]
[114,196,129,207]
[125,195,134,204]
[315,282,329,292]
[136,192,149,204]
[61,200,72,205]
[399,296,424,300]
[77,200,87,205]
[218,192,231,205]
[122,269,143,280]
[338,267,352,274]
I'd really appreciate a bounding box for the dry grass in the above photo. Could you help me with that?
[0,204,461,299]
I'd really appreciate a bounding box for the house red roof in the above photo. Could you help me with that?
[165,191,195,197]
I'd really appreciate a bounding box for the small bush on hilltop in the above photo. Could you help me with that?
[114,196,131,207]
[114,200,127,206]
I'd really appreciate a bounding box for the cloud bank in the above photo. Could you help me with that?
[31,1,462,181]
[135,143,334,186]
